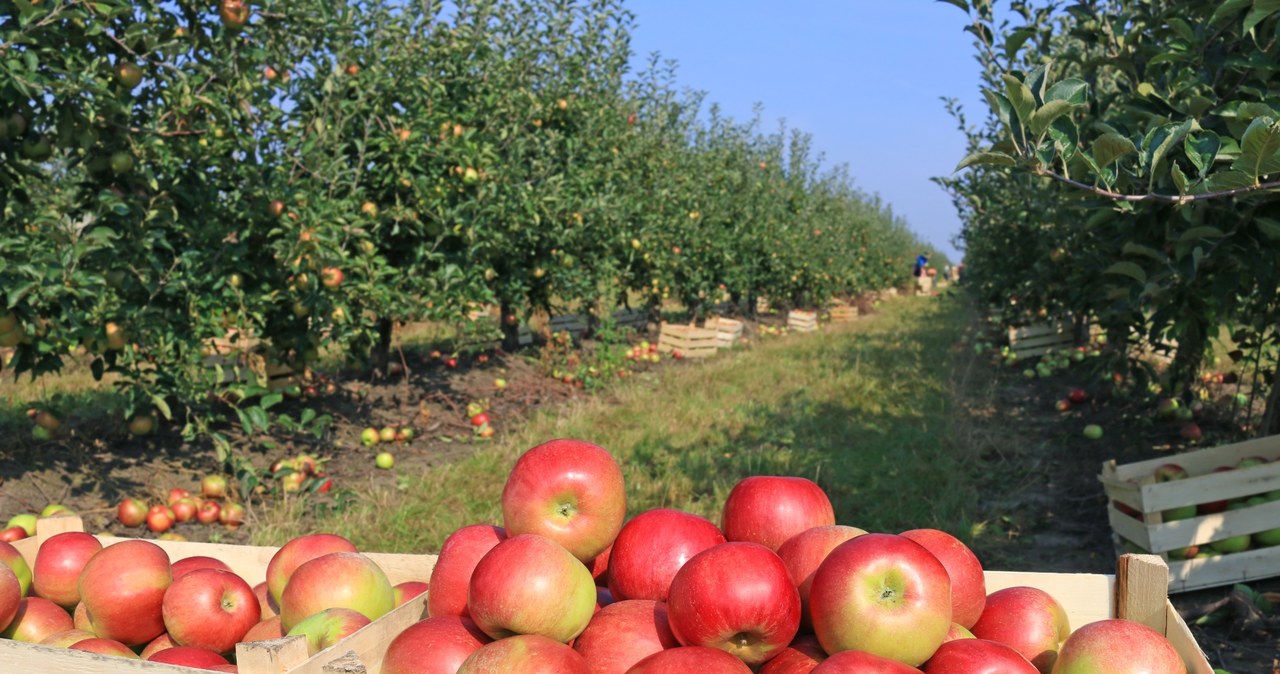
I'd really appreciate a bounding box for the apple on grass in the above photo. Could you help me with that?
[969,586,1070,673]
[383,616,490,674]
[278,552,395,633]
[721,476,836,552]
[606,508,726,602]
[467,533,596,642]
[500,438,627,563]
[1,596,75,643]
[1049,619,1183,674]
[625,645,754,673]
[457,633,591,674]
[666,541,801,666]
[921,638,1038,673]
[758,634,827,674]
[78,539,172,646]
[162,568,260,653]
[286,607,371,655]
[899,528,987,629]
[266,533,359,608]
[777,524,867,631]
[32,531,103,609]
[428,524,507,619]
[117,498,148,527]
[571,599,680,674]
[809,533,951,667]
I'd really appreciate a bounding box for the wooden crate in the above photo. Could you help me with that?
[755,297,772,314]
[7,516,435,674]
[612,308,648,332]
[1099,435,1280,593]
[985,554,1210,673]
[915,275,934,294]
[1007,321,1078,359]
[202,332,298,393]
[548,314,588,341]
[656,323,719,358]
[705,316,744,348]
[828,306,859,323]
[787,310,818,333]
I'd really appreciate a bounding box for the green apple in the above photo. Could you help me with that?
[1083,424,1104,440]
[39,504,73,518]
[360,428,379,446]
[494,378,508,390]
[5,514,37,537]
[375,452,394,470]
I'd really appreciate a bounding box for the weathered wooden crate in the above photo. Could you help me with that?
[704,316,744,349]
[656,323,719,358]
[828,306,859,323]
[1100,435,1280,593]
[1007,321,1078,359]
[548,314,588,341]
[611,308,648,332]
[755,297,772,314]
[202,331,298,393]
[787,310,819,333]
[985,554,1210,673]
[7,516,435,674]
[915,275,935,294]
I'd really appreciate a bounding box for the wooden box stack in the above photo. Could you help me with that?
[656,323,719,358]
[787,310,819,333]
[705,317,744,349]
[1007,321,1077,359]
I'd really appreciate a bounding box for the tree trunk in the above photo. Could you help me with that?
[1260,357,1280,437]
[499,300,521,352]
[371,317,393,376]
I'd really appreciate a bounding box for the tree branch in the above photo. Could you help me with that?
[1034,168,1280,204]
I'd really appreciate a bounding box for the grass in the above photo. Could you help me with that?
[254,292,993,554]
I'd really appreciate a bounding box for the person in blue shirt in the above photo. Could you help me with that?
[913,253,929,278]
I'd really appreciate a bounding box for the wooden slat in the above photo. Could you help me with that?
[787,311,818,332]
[705,317,743,348]
[657,323,718,358]
[1115,554,1170,632]
[829,306,859,322]
[1104,436,1280,483]
[1168,546,1280,593]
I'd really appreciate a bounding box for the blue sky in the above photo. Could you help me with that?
[625,2,985,262]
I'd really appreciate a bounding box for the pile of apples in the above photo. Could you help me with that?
[2,504,75,543]
[0,525,428,671]
[625,340,661,365]
[381,438,1188,673]
[117,476,245,535]
[467,402,495,439]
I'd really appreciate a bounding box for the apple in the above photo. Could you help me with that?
[278,552,395,632]
[219,502,245,529]
[33,532,103,609]
[171,498,199,523]
[899,529,986,629]
[427,524,507,619]
[379,427,398,443]
[376,452,395,469]
[1082,425,1103,440]
[266,533,360,608]
[1155,398,1179,418]
[321,267,344,289]
[809,533,951,667]
[666,541,800,665]
[0,527,28,543]
[148,645,230,667]
[607,508,726,602]
[721,476,836,552]
[40,503,73,518]
[626,646,754,673]
[252,581,277,618]
[7,513,37,537]
[1049,619,1182,674]
[588,543,612,585]
[140,632,176,658]
[201,475,229,500]
[383,615,491,674]
[810,649,924,673]
[457,633,591,674]
[970,586,1070,673]
[286,607,371,655]
[117,498,148,527]
[393,580,429,607]
[78,539,171,645]
[494,378,508,390]
[162,568,260,652]
[70,637,140,658]
[1152,464,1187,482]
[1067,389,1088,405]
[167,488,191,506]
[1180,423,1202,442]
[361,428,380,446]
[1197,467,1236,514]
[0,564,20,633]
[777,525,867,631]
[470,412,491,427]
[445,357,459,368]
[1054,400,1071,412]
[73,600,91,630]
[0,540,32,596]
[242,615,283,642]
[197,500,222,525]
[922,638,1038,673]
[147,505,175,533]
[1,597,75,642]
[467,533,596,642]
[758,634,827,674]
[501,438,627,563]
[1209,501,1255,553]
[39,628,97,648]
[572,599,680,674]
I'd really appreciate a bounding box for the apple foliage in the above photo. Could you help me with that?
[940,0,1280,434]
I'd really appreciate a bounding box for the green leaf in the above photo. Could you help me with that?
[1004,27,1036,61]
[1104,261,1147,284]
[1178,226,1228,242]
[936,0,970,10]
[1048,117,1079,164]
[151,395,172,421]
[1171,162,1189,194]
[1045,79,1089,106]
[248,407,270,434]
[1185,132,1222,177]
[1232,116,1280,181]
[1029,100,1073,136]
[983,88,1013,129]
[1210,0,1253,24]
[1092,132,1137,169]
[1003,73,1037,127]
[1146,120,1194,191]
[955,151,1017,171]
[1198,169,1256,192]
[1123,243,1167,261]
[260,392,284,411]
[1243,0,1280,34]
[1255,217,1280,239]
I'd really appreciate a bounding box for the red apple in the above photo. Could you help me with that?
[626,646,754,673]
[242,616,283,642]
[1197,467,1235,514]
[382,615,491,674]
[572,599,680,674]
[428,524,506,619]
[0,540,33,596]
[811,649,924,673]
[921,638,1038,673]
[197,500,222,525]
[201,475,229,499]
[393,580,429,607]
[457,633,591,673]
[78,539,171,645]
[32,531,103,609]
[1067,389,1088,405]
[117,498,149,527]
[666,542,801,665]
[943,622,976,642]
[0,564,20,633]
[162,568,260,653]
[278,552,395,632]
[1050,619,1182,674]
[140,632,177,658]
[252,581,278,618]
[0,527,27,543]
[899,529,986,629]
[1,597,75,642]
[39,628,97,647]
[501,438,626,563]
[969,586,1069,673]
[1179,423,1202,442]
[285,607,371,655]
[809,533,951,667]
[70,637,140,658]
[147,505,176,533]
[171,556,232,579]
[167,488,191,506]
[607,508,727,602]
[148,645,230,668]
[172,498,200,523]
[588,543,612,585]
[721,476,836,552]
[467,533,596,642]
[758,634,828,674]
[266,533,359,607]
[73,600,91,630]
[777,524,867,631]
[219,502,245,529]
[1151,464,1188,482]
